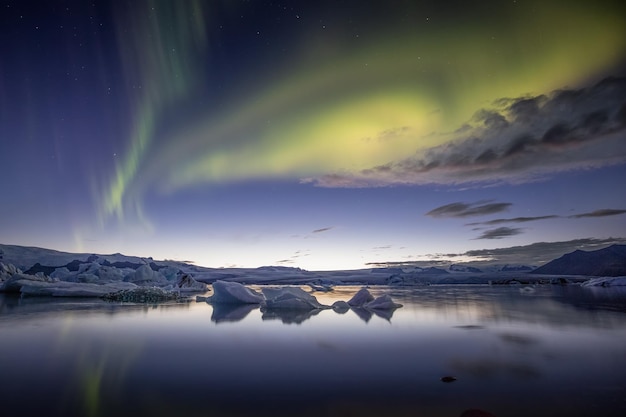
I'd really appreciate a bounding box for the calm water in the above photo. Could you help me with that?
[1,285,625,417]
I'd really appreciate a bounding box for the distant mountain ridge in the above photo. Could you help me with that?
[531,245,626,277]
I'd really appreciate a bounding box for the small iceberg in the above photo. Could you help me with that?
[365,294,403,310]
[207,280,264,304]
[331,300,350,314]
[581,276,626,287]
[347,288,402,310]
[306,280,334,292]
[347,287,375,307]
[262,287,330,310]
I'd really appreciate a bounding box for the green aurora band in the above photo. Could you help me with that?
[99,0,626,226]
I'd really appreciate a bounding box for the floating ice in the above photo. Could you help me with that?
[347,287,375,307]
[262,287,329,310]
[207,280,264,304]
[331,300,350,314]
[582,276,626,287]
[365,294,403,310]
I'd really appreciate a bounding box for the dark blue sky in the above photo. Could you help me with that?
[1,0,625,269]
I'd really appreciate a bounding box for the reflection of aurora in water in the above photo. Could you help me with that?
[0,286,625,417]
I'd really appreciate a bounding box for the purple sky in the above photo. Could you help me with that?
[1,0,625,270]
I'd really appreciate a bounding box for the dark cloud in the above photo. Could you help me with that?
[569,209,626,218]
[426,201,511,218]
[365,238,626,268]
[312,227,333,233]
[463,237,626,265]
[310,77,626,187]
[466,215,559,226]
[474,227,523,240]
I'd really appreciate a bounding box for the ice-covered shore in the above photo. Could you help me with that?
[2,243,623,300]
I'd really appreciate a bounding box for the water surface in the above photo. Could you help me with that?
[1,285,625,417]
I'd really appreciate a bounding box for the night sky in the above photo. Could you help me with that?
[2,0,625,270]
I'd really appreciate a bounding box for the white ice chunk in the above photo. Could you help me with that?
[262,287,329,310]
[207,280,264,304]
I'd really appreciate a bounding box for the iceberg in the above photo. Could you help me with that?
[365,294,403,310]
[207,280,264,304]
[211,303,258,323]
[262,287,329,310]
[347,287,375,307]
[331,300,350,314]
[581,276,626,287]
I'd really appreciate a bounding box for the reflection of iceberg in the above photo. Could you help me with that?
[350,306,397,322]
[261,308,323,324]
[350,307,373,323]
[346,288,402,322]
[210,303,258,323]
[207,281,264,304]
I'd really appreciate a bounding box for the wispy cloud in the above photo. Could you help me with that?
[310,77,626,187]
[569,209,626,218]
[312,227,333,233]
[426,201,511,218]
[474,227,524,240]
[466,215,559,226]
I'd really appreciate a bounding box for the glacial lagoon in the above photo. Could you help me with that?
[1,285,625,417]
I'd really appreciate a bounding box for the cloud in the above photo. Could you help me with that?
[426,201,511,218]
[312,227,333,233]
[569,209,626,218]
[463,237,626,265]
[474,227,524,240]
[466,215,559,226]
[311,77,626,187]
[367,237,626,268]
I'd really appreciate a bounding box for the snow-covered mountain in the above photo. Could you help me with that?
[531,244,626,276]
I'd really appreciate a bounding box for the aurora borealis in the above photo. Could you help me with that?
[2,0,625,269]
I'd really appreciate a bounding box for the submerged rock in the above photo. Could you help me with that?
[207,280,264,304]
